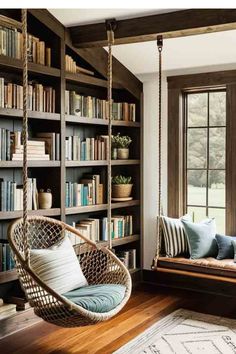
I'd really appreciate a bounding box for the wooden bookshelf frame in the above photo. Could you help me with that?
[0,9,143,286]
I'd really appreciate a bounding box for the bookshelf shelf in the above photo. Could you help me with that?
[65,72,122,89]
[0,55,61,77]
[0,269,18,284]
[65,115,141,127]
[0,108,60,121]
[0,161,60,168]
[0,208,61,220]
[65,200,140,215]
[65,159,140,167]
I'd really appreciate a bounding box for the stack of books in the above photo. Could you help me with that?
[0,302,17,320]
[65,174,104,207]
[0,77,56,113]
[0,14,51,66]
[0,178,38,211]
[65,135,108,161]
[0,241,15,271]
[35,132,60,160]
[116,249,136,270]
[68,215,133,244]
[65,90,136,122]
[65,54,94,76]
[11,132,50,161]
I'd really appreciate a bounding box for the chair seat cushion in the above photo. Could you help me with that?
[62,284,126,313]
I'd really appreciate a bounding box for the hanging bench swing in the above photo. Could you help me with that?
[8,11,131,328]
[152,36,236,286]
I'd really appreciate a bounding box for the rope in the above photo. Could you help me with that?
[106,23,115,249]
[153,36,163,268]
[22,9,29,264]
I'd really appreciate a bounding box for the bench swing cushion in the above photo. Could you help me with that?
[62,284,126,313]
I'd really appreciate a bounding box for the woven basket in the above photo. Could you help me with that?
[112,184,133,198]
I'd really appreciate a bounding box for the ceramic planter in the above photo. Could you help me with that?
[38,192,52,209]
[117,148,129,159]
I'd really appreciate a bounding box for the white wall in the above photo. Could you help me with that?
[141,73,168,269]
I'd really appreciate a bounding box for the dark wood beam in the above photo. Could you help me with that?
[65,31,143,99]
[69,9,236,48]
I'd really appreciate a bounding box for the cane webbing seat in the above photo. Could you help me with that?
[8,216,132,327]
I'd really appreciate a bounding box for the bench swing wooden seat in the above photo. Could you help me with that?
[152,36,236,286]
[7,12,131,327]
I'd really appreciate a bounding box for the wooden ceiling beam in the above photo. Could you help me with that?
[69,9,236,48]
[65,31,143,99]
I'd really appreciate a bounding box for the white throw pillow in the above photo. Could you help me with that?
[30,236,88,294]
[161,214,191,257]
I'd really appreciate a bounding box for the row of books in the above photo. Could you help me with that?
[65,54,94,76]
[69,215,133,243]
[0,241,15,271]
[66,174,104,207]
[65,90,136,122]
[116,249,136,270]
[0,16,51,66]
[65,135,108,161]
[0,77,56,113]
[0,178,38,211]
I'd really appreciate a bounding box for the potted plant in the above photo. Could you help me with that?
[112,175,133,199]
[112,133,132,160]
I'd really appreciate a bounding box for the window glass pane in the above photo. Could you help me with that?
[187,170,207,206]
[187,128,207,168]
[208,208,225,234]
[187,206,206,222]
[208,170,225,207]
[209,127,226,169]
[209,91,226,126]
[187,93,208,127]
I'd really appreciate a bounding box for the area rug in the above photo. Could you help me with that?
[114,309,236,353]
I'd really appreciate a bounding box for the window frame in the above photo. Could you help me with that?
[183,89,226,230]
[167,71,236,235]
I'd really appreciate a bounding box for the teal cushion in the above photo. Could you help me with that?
[215,234,236,260]
[182,218,217,259]
[62,284,126,313]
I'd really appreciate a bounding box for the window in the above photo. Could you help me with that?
[185,91,226,233]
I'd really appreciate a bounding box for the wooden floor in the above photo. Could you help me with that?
[2,284,236,354]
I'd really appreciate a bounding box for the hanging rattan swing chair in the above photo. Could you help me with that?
[8,11,131,328]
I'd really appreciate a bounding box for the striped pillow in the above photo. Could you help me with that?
[160,215,191,257]
[30,236,88,294]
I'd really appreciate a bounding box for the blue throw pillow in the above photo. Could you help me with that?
[181,218,217,259]
[215,234,236,260]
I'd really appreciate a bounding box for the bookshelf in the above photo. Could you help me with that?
[0,9,143,295]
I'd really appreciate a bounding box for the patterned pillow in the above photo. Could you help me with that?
[30,236,88,294]
[160,215,191,257]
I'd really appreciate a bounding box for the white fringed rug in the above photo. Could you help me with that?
[115,309,236,354]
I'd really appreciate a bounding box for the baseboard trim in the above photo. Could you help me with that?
[142,269,236,297]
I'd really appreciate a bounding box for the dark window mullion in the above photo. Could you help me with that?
[206,92,210,217]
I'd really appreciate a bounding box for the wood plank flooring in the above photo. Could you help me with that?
[2,284,236,354]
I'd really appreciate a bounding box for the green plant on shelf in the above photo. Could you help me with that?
[112,175,132,184]
[111,133,132,148]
